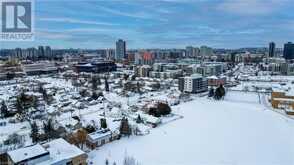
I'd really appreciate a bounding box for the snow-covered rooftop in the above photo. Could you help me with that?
[7,144,49,163]
[88,129,112,141]
[39,138,85,164]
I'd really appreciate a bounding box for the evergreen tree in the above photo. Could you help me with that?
[124,74,129,81]
[100,118,108,129]
[136,115,143,124]
[214,87,221,100]
[148,107,160,117]
[92,92,99,100]
[219,84,226,98]
[104,78,109,92]
[30,122,39,143]
[79,89,87,97]
[98,92,104,98]
[15,94,25,114]
[208,88,215,97]
[149,103,171,117]
[85,124,96,133]
[0,100,9,118]
[97,77,102,86]
[131,75,136,81]
[120,117,132,136]
[136,82,141,94]
[91,76,98,90]
[43,119,54,140]
[214,85,226,100]
[157,102,171,116]
[38,84,50,104]
[214,85,225,100]
[42,88,49,104]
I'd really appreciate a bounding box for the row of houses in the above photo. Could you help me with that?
[3,128,120,165]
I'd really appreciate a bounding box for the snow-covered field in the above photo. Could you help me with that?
[88,91,294,165]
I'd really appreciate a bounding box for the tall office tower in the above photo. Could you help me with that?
[14,48,22,59]
[269,42,275,57]
[283,42,294,60]
[186,46,200,58]
[186,46,193,57]
[115,39,126,61]
[38,46,45,59]
[32,48,38,60]
[200,46,213,57]
[26,48,37,60]
[194,47,200,57]
[45,46,52,59]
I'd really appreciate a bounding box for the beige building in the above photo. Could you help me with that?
[271,92,294,115]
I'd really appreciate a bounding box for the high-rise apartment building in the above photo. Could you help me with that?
[115,39,126,61]
[186,46,200,57]
[283,42,294,60]
[200,46,213,57]
[14,48,22,59]
[269,42,275,57]
[38,46,45,59]
[45,46,52,59]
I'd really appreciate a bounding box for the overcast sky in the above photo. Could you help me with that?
[1,0,294,49]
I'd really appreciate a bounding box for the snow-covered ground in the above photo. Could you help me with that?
[88,91,294,165]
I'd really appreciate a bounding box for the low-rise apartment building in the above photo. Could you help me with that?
[178,74,208,93]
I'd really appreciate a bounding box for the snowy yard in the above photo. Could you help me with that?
[88,91,294,165]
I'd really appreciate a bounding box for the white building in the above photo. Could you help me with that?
[6,138,87,165]
[178,74,208,93]
[7,144,50,165]
[135,65,152,77]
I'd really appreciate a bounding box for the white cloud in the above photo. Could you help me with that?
[97,6,167,22]
[38,17,116,26]
[36,31,71,40]
[218,0,287,16]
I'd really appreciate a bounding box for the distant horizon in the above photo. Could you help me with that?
[1,0,294,49]
[0,45,286,50]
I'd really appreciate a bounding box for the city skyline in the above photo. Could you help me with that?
[1,0,294,49]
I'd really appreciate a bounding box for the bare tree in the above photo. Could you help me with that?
[123,155,140,165]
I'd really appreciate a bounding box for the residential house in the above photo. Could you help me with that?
[6,138,87,165]
[86,129,119,150]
